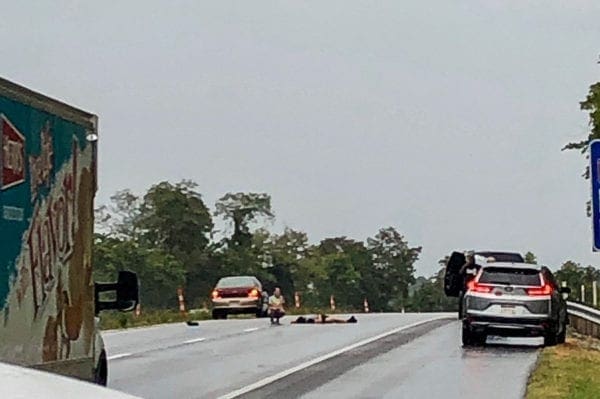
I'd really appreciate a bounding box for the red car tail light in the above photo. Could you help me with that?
[466,280,493,294]
[211,290,220,299]
[526,283,553,296]
[248,288,259,298]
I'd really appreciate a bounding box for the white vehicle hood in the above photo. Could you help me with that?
[0,362,140,398]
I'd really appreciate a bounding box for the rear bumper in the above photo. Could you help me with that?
[211,298,260,311]
[464,315,552,337]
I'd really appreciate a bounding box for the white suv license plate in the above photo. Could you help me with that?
[501,305,516,315]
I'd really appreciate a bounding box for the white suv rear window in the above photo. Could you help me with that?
[479,267,541,286]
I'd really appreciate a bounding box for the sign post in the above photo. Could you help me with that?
[590,140,600,251]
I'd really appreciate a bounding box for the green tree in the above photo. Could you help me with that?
[316,237,371,309]
[563,64,600,214]
[264,228,311,302]
[136,181,214,303]
[563,81,600,157]
[555,261,585,301]
[215,193,274,247]
[137,181,213,253]
[95,189,141,238]
[367,227,421,311]
[407,267,458,312]
[524,251,537,264]
[93,234,185,308]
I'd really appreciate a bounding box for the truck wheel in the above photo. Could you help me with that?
[94,351,108,386]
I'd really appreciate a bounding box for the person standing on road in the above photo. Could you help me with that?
[268,287,286,325]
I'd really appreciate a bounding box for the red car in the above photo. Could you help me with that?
[211,276,267,319]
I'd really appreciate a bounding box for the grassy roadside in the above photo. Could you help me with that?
[526,332,600,399]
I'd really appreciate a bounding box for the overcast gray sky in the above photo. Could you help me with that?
[2,1,599,276]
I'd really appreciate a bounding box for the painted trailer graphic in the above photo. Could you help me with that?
[0,77,138,384]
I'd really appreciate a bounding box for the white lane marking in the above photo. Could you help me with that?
[216,315,451,399]
[243,327,260,333]
[183,337,207,344]
[107,353,132,361]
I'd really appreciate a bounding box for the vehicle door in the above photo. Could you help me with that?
[444,251,466,297]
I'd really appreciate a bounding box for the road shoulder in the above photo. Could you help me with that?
[526,333,600,399]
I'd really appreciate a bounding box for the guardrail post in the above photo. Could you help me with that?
[561,281,569,300]
[594,281,598,307]
[581,284,586,304]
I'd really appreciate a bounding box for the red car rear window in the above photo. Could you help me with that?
[217,277,255,288]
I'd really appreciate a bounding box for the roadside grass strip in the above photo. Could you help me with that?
[527,332,600,399]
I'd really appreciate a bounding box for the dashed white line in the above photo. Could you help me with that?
[243,327,260,333]
[183,337,207,344]
[216,316,451,399]
[107,353,132,361]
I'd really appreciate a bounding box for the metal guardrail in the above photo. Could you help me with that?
[567,301,600,339]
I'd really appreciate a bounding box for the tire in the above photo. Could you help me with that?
[212,310,219,320]
[462,323,474,346]
[544,323,558,347]
[462,323,485,347]
[473,332,486,346]
[93,351,108,386]
[462,327,473,346]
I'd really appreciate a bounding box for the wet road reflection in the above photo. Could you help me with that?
[302,322,540,399]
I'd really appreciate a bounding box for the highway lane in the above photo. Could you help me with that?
[293,322,541,399]
[105,314,540,399]
[102,317,271,360]
[106,313,451,398]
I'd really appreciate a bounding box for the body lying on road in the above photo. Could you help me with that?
[292,314,358,324]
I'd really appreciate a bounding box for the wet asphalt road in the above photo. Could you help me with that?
[297,322,541,399]
[104,313,540,399]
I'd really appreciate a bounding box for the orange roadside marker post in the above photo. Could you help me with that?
[294,292,301,308]
[177,288,187,317]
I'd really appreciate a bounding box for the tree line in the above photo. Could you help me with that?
[93,181,436,312]
[93,181,600,313]
[95,60,600,314]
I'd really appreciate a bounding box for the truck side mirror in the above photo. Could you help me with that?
[95,271,139,314]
